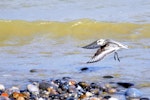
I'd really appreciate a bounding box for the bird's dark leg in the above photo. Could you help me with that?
[114,52,120,62]
[114,53,116,60]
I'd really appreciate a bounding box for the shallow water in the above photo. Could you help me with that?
[0,0,150,23]
[0,0,150,98]
[0,36,149,97]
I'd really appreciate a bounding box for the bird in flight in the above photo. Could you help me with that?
[82,39,128,63]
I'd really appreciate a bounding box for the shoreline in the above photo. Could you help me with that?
[0,77,149,100]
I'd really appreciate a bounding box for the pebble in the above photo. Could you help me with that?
[108,97,119,100]
[0,84,5,91]
[27,83,39,95]
[80,67,89,72]
[0,77,148,100]
[117,82,134,88]
[103,75,114,79]
[125,88,142,98]
[39,82,51,90]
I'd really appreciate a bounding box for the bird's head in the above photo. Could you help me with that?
[82,39,107,49]
[97,39,107,46]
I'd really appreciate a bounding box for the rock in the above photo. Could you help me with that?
[117,82,134,88]
[68,79,77,86]
[86,91,93,97]
[29,69,46,73]
[39,82,50,90]
[38,97,45,100]
[125,88,142,98]
[103,76,114,79]
[29,69,38,73]
[80,67,89,71]
[108,97,119,100]
[1,92,9,97]
[78,82,90,90]
[27,83,39,95]
[0,77,149,99]
[89,97,100,100]
[103,96,111,99]
[108,88,117,94]
[12,92,20,99]
[110,94,126,100]
[140,98,150,100]
[16,96,25,100]
[7,86,20,94]
[0,84,5,91]
[47,87,58,95]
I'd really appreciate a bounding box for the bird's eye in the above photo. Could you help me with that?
[98,40,102,43]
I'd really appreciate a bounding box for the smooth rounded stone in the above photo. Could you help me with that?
[78,82,90,90]
[80,67,89,72]
[0,84,5,91]
[76,85,84,92]
[89,97,101,100]
[16,96,25,100]
[27,83,39,95]
[103,96,111,99]
[110,94,126,100]
[1,92,9,97]
[29,69,46,73]
[103,75,114,79]
[125,88,142,98]
[140,98,150,100]
[68,79,77,86]
[7,86,20,94]
[39,82,51,90]
[108,97,119,100]
[117,82,134,88]
[47,87,58,95]
[12,92,21,99]
[86,91,93,97]
[38,97,45,100]
[108,88,117,94]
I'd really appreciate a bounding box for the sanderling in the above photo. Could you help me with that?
[82,39,128,63]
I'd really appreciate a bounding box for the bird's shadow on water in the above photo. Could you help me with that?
[77,66,113,73]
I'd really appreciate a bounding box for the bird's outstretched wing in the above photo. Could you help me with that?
[107,39,128,49]
[82,40,100,49]
[87,47,115,63]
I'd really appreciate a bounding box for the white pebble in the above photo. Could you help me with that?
[0,84,5,90]
[86,91,93,97]
[27,84,39,95]
[108,97,119,100]
[38,98,45,100]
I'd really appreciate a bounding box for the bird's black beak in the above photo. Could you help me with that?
[82,40,100,49]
